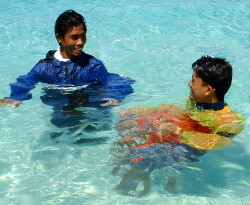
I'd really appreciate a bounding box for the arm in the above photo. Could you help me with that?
[183,108,244,150]
[1,63,41,108]
[100,73,135,106]
[115,104,186,132]
[180,131,232,150]
[83,59,135,106]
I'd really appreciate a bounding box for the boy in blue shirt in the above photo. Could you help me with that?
[0,10,134,141]
[0,10,134,108]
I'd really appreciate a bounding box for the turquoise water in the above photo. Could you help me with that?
[0,0,249,204]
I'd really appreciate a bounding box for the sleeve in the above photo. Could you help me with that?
[182,108,245,150]
[86,60,109,83]
[180,131,233,150]
[99,73,135,102]
[83,72,135,104]
[79,56,135,103]
[6,63,42,101]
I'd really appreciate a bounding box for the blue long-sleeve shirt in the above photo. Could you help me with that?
[7,50,134,103]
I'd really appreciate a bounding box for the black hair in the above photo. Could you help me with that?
[55,10,87,37]
[192,55,232,101]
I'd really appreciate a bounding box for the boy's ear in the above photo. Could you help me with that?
[55,33,62,44]
[205,85,215,96]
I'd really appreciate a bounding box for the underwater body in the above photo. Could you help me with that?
[0,0,249,204]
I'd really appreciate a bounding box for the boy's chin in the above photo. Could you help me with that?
[188,95,193,101]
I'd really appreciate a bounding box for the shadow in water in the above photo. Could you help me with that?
[40,86,117,145]
[170,140,250,197]
[73,136,110,145]
[109,136,250,198]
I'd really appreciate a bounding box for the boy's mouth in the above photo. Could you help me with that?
[75,48,82,51]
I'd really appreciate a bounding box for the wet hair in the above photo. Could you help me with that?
[55,10,87,37]
[192,55,232,101]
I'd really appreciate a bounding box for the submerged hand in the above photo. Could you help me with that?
[115,119,137,131]
[0,99,22,108]
[100,98,120,106]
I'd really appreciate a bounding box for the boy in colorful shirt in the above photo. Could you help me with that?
[113,56,244,195]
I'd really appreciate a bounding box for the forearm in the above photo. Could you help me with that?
[7,66,40,101]
[8,79,35,101]
[181,131,232,150]
[101,73,135,102]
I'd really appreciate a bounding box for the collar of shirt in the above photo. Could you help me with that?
[196,100,225,111]
[54,47,70,62]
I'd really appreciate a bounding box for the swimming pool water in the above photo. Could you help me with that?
[0,0,249,204]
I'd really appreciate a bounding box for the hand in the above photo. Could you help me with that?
[0,99,22,108]
[118,109,132,118]
[155,123,182,139]
[115,119,137,131]
[100,98,120,106]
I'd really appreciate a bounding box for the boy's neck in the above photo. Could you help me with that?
[54,47,70,62]
[196,100,225,111]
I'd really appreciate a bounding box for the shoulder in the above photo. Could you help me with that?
[80,52,105,66]
[218,104,230,113]
[221,104,244,123]
[30,50,57,73]
[38,50,56,63]
[218,105,243,121]
[202,104,244,133]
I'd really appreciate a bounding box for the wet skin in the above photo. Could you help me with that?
[56,24,86,59]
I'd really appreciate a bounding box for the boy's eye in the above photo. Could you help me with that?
[71,35,79,40]
[71,34,86,40]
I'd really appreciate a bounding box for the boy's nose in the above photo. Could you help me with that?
[77,38,84,46]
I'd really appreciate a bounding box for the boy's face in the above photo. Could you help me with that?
[188,71,209,103]
[56,24,86,59]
